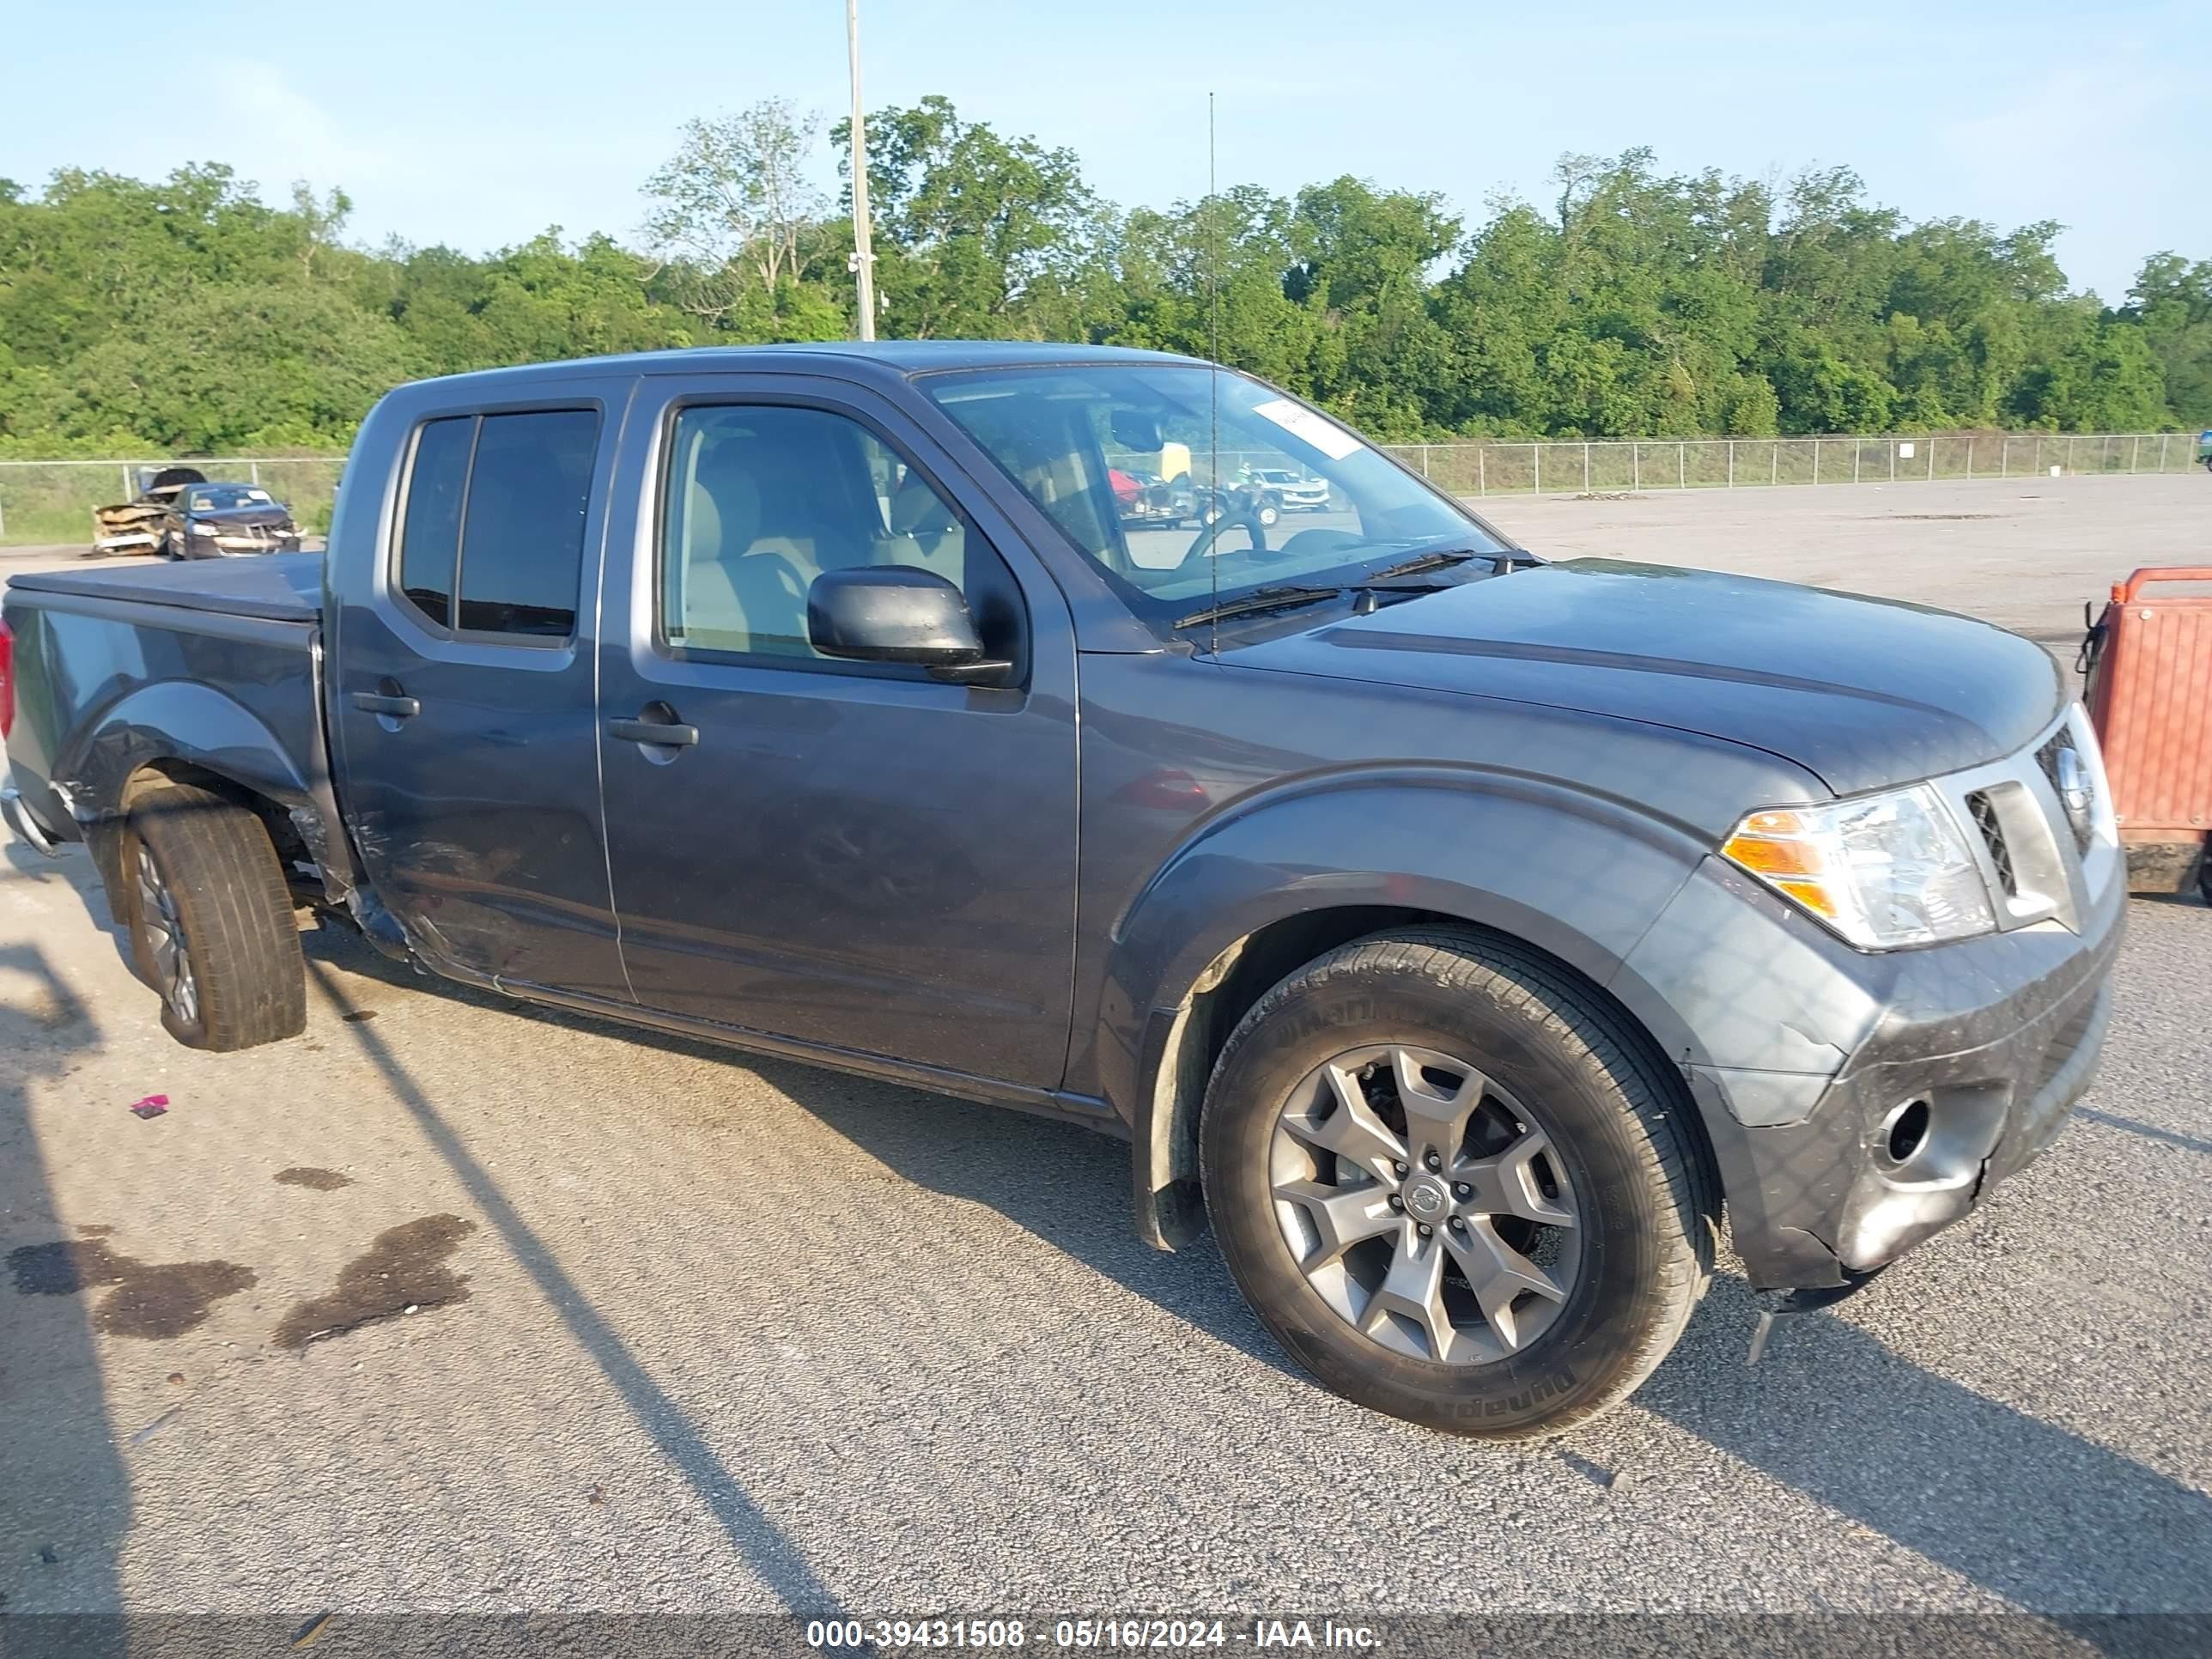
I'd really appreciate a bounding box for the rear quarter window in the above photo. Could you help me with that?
[397,417,472,627]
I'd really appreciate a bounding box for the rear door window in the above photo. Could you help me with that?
[394,408,600,639]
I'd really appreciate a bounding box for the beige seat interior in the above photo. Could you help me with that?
[672,416,969,659]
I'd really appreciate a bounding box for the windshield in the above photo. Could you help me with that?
[922,364,1504,625]
[189,486,274,511]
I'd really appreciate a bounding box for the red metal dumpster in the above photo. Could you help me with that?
[2083,566,2212,902]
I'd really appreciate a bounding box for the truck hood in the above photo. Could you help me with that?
[1224,558,2064,796]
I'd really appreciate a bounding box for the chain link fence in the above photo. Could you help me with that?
[1,433,2203,546]
[1377,431,2205,500]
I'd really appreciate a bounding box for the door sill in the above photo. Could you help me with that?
[443,963,1125,1135]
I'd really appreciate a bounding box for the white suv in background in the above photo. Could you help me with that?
[1250,467,1332,511]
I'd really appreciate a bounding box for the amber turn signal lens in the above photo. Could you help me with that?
[1719,833,1823,878]
[1773,877,1839,918]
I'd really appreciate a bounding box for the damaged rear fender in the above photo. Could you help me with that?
[64,681,349,908]
[67,680,318,823]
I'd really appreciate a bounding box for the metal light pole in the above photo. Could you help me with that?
[846,0,877,342]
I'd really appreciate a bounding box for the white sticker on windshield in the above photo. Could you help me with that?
[1249,398,1363,461]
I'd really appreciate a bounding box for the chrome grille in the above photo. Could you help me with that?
[1966,790,2016,896]
[1929,704,2114,938]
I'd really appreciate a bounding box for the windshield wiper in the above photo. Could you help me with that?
[1175,585,1346,629]
[1364,549,1481,582]
[1363,545,1540,582]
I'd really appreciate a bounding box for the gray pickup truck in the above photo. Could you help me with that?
[1,344,2123,1437]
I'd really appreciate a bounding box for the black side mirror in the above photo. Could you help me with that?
[807,567,1012,686]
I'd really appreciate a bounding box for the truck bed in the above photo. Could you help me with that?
[3,551,337,872]
[7,552,323,624]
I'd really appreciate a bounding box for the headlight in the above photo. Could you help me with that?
[1721,784,1995,950]
[188,520,216,535]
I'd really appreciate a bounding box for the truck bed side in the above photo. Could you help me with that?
[2,555,356,908]
[9,551,325,624]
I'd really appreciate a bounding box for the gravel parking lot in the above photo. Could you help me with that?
[3,476,2208,1632]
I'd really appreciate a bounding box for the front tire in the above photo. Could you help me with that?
[1200,928,1716,1437]
[123,781,307,1050]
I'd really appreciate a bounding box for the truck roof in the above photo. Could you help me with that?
[391,340,1207,399]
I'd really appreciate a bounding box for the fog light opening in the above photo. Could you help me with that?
[1885,1099,1932,1166]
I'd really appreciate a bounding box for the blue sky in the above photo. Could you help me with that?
[3,0,2202,301]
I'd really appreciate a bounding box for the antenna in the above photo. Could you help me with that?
[1207,90,1220,658]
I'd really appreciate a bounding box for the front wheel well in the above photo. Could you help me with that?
[1138,906,1717,1252]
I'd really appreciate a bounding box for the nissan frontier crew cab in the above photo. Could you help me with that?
[1,344,2123,1437]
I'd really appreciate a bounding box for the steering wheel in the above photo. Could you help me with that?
[1175,505,1270,571]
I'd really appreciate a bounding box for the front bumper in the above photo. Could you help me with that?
[1644,847,2125,1293]
[185,527,301,556]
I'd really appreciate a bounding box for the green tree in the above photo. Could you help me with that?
[2123,252,2212,423]
[0,136,2197,459]
[837,95,1109,340]
[641,99,836,332]
[47,283,414,449]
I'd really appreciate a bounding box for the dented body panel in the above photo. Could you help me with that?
[322,374,635,1002]
[1,343,2124,1307]
[1,571,355,916]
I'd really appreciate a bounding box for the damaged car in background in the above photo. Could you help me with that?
[88,468,302,559]
[88,465,206,557]
[155,483,303,559]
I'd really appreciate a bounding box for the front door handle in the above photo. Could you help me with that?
[607,714,699,748]
[351,690,421,719]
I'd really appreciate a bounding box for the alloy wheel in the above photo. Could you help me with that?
[136,843,199,1026]
[1268,1043,1582,1364]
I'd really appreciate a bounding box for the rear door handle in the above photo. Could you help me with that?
[607,715,699,748]
[351,691,421,718]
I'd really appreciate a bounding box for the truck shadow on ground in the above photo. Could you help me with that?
[8,842,858,1626]
[295,949,854,1619]
[1635,1275,2212,1625]
[0,933,130,1631]
[296,919,2212,1628]
[2075,1107,2212,1158]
